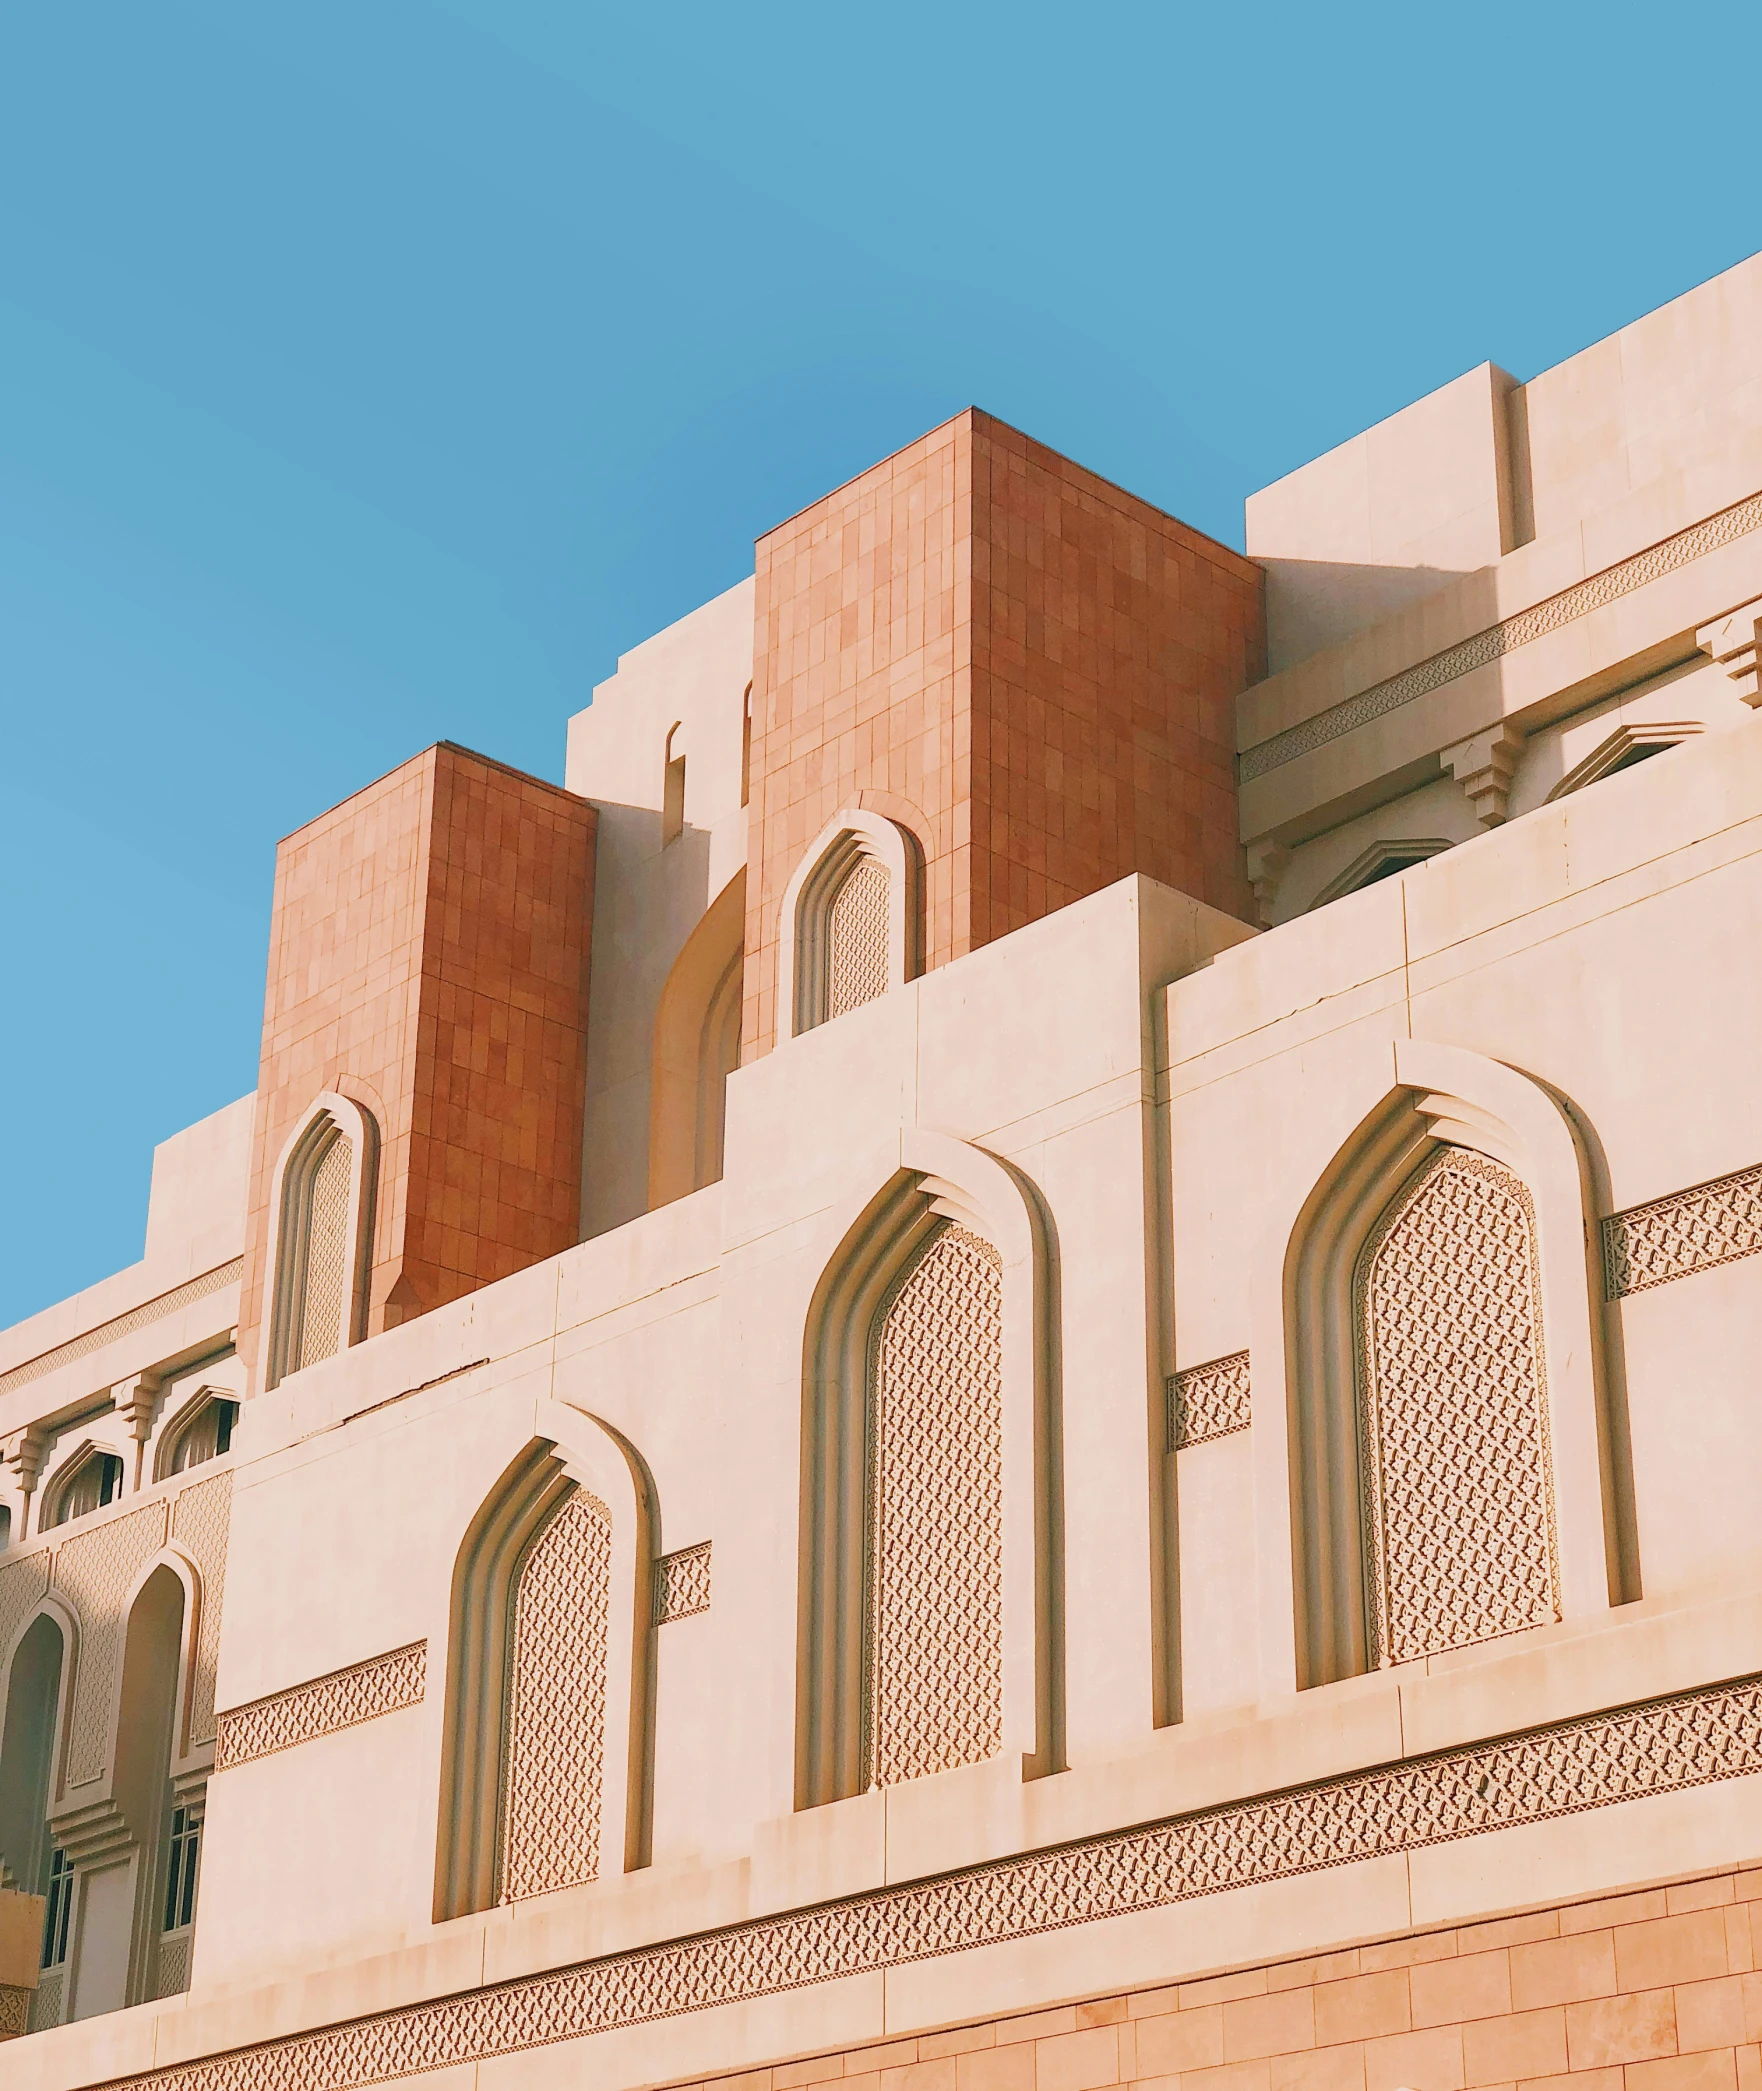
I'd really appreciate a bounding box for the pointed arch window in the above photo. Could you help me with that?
[435,1415,651,1921]
[158,1393,238,1480]
[42,1449,123,1531]
[798,1140,1051,1811]
[779,810,922,1038]
[265,1094,376,1391]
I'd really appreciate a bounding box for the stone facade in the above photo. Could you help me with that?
[1,254,1761,2091]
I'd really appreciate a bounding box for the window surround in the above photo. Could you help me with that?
[795,1128,1055,1809]
[1247,1037,1624,1699]
[37,1443,126,1533]
[153,1386,240,1482]
[1309,838,1451,910]
[433,1400,654,1921]
[1545,720,1703,801]
[263,1091,377,1392]
[777,809,922,1038]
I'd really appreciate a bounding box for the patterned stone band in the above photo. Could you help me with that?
[653,1541,712,1624]
[1603,1162,1762,1298]
[1167,1352,1251,1449]
[0,1984,30,2039]
[0,1259,242,1398]
[97,1671,1762,2091]
[1238,489,1762,782]
[214,1642,426,1772]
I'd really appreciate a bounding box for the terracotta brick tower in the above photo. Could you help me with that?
[741,409,1264,1057]
[238,742,597,1384]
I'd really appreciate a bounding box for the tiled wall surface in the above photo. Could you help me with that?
[743,410,1262,1057]
[239,743,596,1374]
[684,1869,1762,2091]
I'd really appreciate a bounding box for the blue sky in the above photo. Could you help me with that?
[3,1,1758,1328]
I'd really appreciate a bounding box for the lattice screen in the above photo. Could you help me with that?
[865,1222,1004,1786]
[1355,1146,1558,1667]
[498,1488,612,1901]
[295,1132,352,1372]
[826,857,891,1019]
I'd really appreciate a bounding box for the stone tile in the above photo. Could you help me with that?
[1566,1991,1678,2068]
[1364,2025,1467,2091]
[1623,2052,1739,2091]
[956,2045,1036,2091]
[1412,1951,1515,2029]
[1675,1979,1747,2054]
[1462,2010,1568,2086]
[1223,1989,1317,2063]
[1513,1935,1620,2010]
[1615,1915,1733,1994]
[1314,1973,1412,2047]
[1034,2028,1121,2091]
[1135,2006,1226,2077]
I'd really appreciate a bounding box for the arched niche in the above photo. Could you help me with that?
[649,866,746,1209]
[263,1090,378,1391]
[796,1129,1056,1809]
[433,1403,654,1920]
[777,808,923,1038]
[0,1600,75,1901]
[1248,1037,1623,1698]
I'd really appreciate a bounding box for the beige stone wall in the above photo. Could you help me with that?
[686,1870,1762,2091]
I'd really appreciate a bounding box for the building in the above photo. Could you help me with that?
[2,251,1761,2091]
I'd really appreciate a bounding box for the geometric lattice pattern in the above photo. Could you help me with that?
[94,1671,1762,2091]
[865,1223,1003,1788]
[0,1555,49,1693]
[499,1489,612,1903]
[0,1983,28,2038]
[294,1131,353,1374]
[652,1541,711,1625]
[1168,1351,1251,1449]
[1241,489,1762,780]
[1356,1148,1558,1667]
[827,856,891,1020]
[172,1471,233,1746]
[0,1258,241,1401]
[214,1643,426,1772]
[53,1501,169,1784]
[1603,1161,1762,1297]
[154,1936,192,2001]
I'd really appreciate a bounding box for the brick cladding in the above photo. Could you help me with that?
[239,743,596,1378]
[683,1868,1762,2091]
[743,409,1263,1057]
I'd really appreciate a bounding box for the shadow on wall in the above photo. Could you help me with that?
[1260,563,1493,677]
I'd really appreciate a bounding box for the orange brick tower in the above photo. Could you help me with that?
[237,742,597,1380]
[741,409,1264,1057]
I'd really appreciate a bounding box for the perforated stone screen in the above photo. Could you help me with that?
[865,1222,1004,1786]
[1356,1147,1558,1666]
[826,857,890,1019]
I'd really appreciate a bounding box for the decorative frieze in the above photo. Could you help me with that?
[93,1671,1762,2091]
[1167,1352,1251,1449]
[0,1260,240,1399]
[1603,1162,1762,1297]
[214,1642,426,1772]
[1240,489,1762,782]
[653,1541,712,1624]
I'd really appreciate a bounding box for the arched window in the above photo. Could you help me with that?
[157,1394,238,1481]
[1354,1147,1558,1666]
[1309,838,1449,910]
[265,1095,375,1391]
[799,1139,1051,1810]
[1265,1042,1617,1698]
[0,1610,69,2025]
[42,1449,123,1532]
[435,1414,651,1920]
[1547,721,1701,801]
[779,810,922,1038]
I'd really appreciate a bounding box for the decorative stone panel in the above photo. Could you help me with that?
[826,859,891,1019]
[1603,1161,1762,1297]
[0,1259,240,1401]
[499,1489,612,1902]
[53,1501,168,1784]
[1167,1352,1251,1449]
[214,1642,426,1772]
[865,1223,1004,1788]
[171,1471,233,1746]
[294,1132,353,1372]
[0,1983,28,2038]
[1356,1148,1558,1666]
[89,1670,1762,2091]
[653,1542,711,1625]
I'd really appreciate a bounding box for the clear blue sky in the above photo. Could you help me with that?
[3,1,1757,1329]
